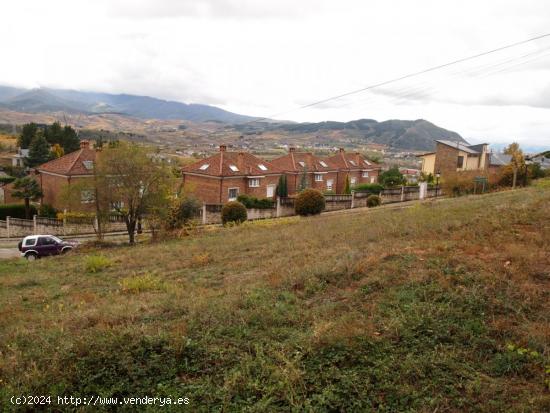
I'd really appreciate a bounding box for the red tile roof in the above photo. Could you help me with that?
[270,150,338,173]
[182,148,282,177]
[37,148,96,176]
[326,149,380,170]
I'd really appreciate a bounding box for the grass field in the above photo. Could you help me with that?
[1,183,549,411]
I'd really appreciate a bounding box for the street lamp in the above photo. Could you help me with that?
[435,171,441,197]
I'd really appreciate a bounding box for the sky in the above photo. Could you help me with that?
[2,0,550,149]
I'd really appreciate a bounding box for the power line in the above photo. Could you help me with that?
[266,32,550,119]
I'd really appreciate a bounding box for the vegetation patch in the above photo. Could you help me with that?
[119,273,166,294]
[84,254,113,273]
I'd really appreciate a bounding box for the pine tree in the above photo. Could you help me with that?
[26,133,52,167]
[11,176,43,219]
[18,123,38,149]
[45,121,63,145]
[62,125,80,153]
[298,166,308,192]
[276,175,288,197]
[343,175,352,194]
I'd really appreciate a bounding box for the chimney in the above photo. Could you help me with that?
[237,152,245,171]
[80,140,90,149]
[306,153,313,169]
[289,147,296,153]
[339,148,345,153]
[355,152,361,165]
[219,145,227,152]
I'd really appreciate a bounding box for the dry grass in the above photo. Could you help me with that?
[0,182,549,411]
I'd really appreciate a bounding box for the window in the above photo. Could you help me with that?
[83,160,94,170]
[350,177,357,185]
[314,174,323,182]
[38,236,56,246]
[81,189,95,203]
[364,160,371,166]
[258,164,268,171]
[199,164,209,170]
[349,160,357,166]
[298,161,305,167]
[228,187,239,201]
[24,237,37,247]
[457,156,464,168]
[362,171,369,178]
[266,184,275,197]
[370,177,375,183]
[319,161,328,167]
[229,164,239,172]
[249,178,260,187]
[326,179,334,191]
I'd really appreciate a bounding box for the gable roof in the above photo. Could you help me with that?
[270,150,338,173]
[435,140,480,154]
[182,149,282,177]
[37,147,96,176]
[326,149,379,170]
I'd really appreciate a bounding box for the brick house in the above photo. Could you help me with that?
[36,141,96,211]
[418,140,509,178]
[326,148,381,193]
[270,148,340,195]
[182,145,283,203]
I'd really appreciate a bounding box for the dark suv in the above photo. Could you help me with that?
[18,235,77,261]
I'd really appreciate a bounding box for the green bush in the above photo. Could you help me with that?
[221,201,247,225]
[295,189,325,216]
[353,183,383,194]
[237,194,274,209]
[38,203,57,218]
[85,255,113,273]
[0,204,37,220]
[166,195,201,229]
[0,175,15,184]
[367,194,382,207]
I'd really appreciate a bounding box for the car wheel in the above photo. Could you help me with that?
[26,253,37,261]
[61,247,72,254]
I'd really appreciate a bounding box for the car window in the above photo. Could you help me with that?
[37,237,48,246]
[24,238,37,247]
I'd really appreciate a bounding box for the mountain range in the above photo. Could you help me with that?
[0,85,465,151]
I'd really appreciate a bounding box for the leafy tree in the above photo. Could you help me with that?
[504,143,525,189]
[62,125,80,153]
[26,133,52,167]
[343,175,351,194]
[276,175,288,197]
[11,177,43,219]
[379,166,405,188]
[18,123,38,149]
[51,143,64,158]
[95,142,174,244]
[295,189,325,216]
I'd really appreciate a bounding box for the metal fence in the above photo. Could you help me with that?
[279,197,295,207]
[36,217,63,227]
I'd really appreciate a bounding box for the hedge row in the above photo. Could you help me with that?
[0,204,37,220]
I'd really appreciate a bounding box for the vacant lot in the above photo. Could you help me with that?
[1,183,549,412]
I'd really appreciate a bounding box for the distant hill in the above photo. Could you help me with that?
[0,86,256,124]
[235,118,466,151]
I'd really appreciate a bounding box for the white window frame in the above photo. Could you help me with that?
[248,178,260,188]
[319,161,328,168]
[228,187,239,201]
[362,171,369,178]
[314,174,323,182]
[350,177,357,185]
[349,160,357,166]
[199,164,210,170]
[326,179,334,191]
[266,184,276,197]
[258,164,268,171]
[229,164,239,172]
[298,161,305,167]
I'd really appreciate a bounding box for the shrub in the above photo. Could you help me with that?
[0,204,37,220]
[221,201,247,224]
[0,175,15,184]
[166,195,201,229]
[237,194,274,209]
[353,183,383,194]
[119,273,165,294]
[379,166,405,187]
[366,194,382,207]
[85,255,113,273]
[38,203,57,218]
[295,189,325,216]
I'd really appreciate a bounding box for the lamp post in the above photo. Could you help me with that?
[435,171,441,197]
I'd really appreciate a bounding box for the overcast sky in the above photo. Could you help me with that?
[2,0,550,148]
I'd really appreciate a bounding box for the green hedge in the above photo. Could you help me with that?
[0,204,38,220]
[221,201,247,225]
[295,189,325,216]
[353,183,384,193]
[236,194,274,209]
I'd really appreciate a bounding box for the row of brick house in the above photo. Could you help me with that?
[181,145,381,203]
[6,142,380,211]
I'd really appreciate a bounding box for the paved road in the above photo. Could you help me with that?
[0,248,19,259]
